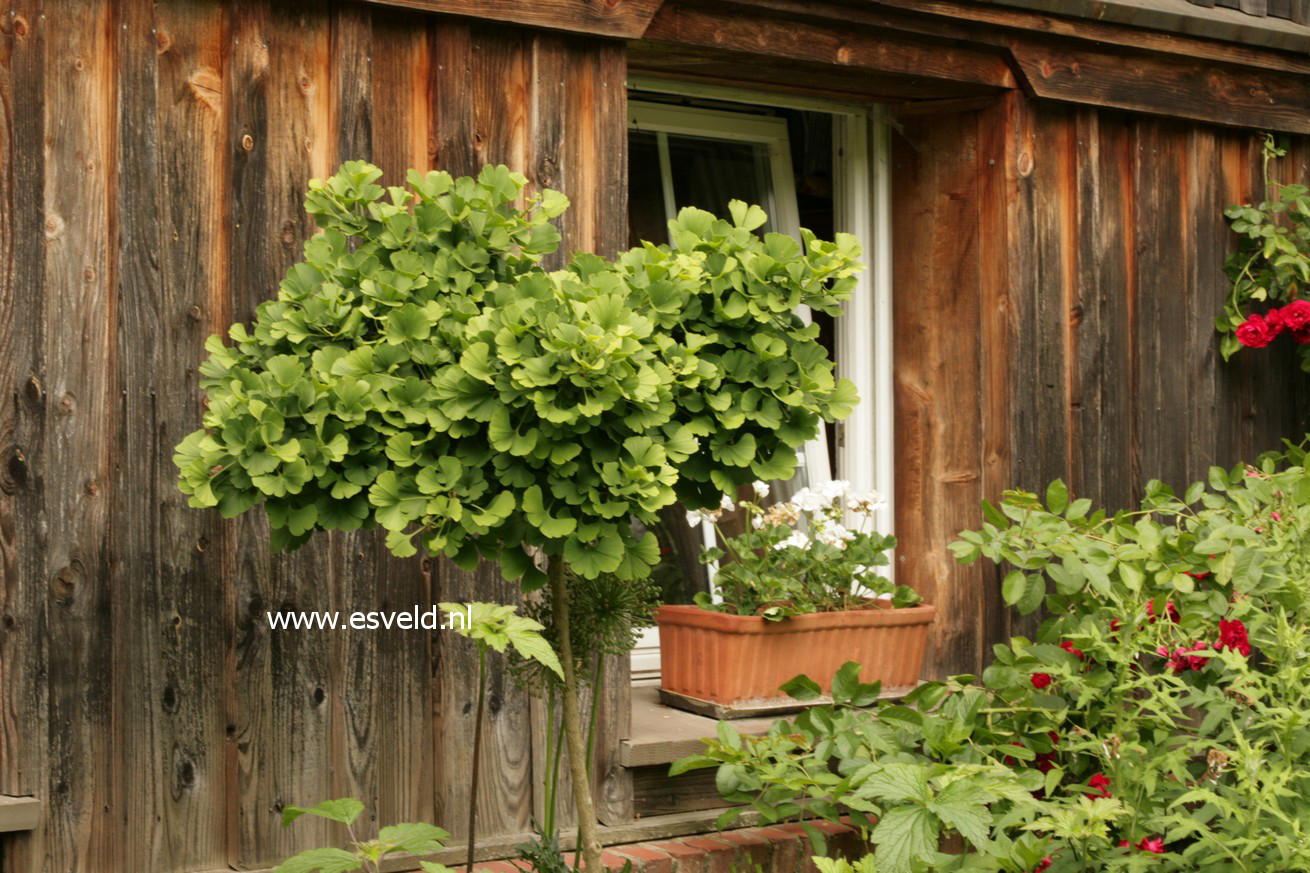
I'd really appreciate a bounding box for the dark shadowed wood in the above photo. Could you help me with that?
[1132,120,1192,494]
[1008,38,1310,136]
[151,2,233,867]
[227,2,337,866]
[41,1,116,870]
[112,0,174,868]
[643,2,1016,91]
[0,2,47,872]
[1070,109,1136,514]
[891,113,986,678]
[975,93,1014,661]
[358,0,666,40]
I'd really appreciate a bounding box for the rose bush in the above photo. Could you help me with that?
[684,436,1310,872]
[951,436,1310,871]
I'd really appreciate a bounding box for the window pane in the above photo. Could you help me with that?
[666,135,774,230]
[628,130,668,249]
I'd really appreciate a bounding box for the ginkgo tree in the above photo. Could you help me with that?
[174,161,862,869]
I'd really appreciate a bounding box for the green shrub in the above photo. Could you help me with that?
[173,162,861,586]
[683,438,1310,872]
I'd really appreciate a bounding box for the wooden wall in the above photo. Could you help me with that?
[0,1,626,871]
[892,93,1310,678]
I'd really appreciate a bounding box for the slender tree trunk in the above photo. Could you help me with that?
[466,645,488,871]
[548,554,603,871]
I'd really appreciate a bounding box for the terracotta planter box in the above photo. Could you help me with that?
[656,602,936,717]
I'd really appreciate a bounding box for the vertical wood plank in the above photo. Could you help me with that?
[433,564,534,840]
[227,1,337,866]
[1070,109,1135,514]
[0,2,48,871]
[151,0,232,866]
[41,0,116,869]
[891,112,985,678]
[369,8,432,180]
[1132,120,1191,494]
[974,93,1014,660]
[431,19,474,178]
[588,38,633,826]
[111,0,170,868]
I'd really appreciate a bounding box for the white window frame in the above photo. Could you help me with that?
[626,82,895,684]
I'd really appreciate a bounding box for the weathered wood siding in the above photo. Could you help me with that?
[0,1,626,871]
[893,93,1310,678]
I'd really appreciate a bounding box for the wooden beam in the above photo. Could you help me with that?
[355,0,665,39]
[0,797,41,834]
[1007,36,1310,135]
[642,1,1017,90]
[628,42,1004,103]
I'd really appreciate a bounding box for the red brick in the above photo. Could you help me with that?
[715,830,773,873]
[647,841,708,873]
[750,827,806,873]
[601,850,637,871]
[680,837,737,873]
[613,845,675,873]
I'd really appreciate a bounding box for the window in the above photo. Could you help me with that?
[625,84,894,683]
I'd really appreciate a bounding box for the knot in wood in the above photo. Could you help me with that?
[58,392,76,414]
[241,133,254,151]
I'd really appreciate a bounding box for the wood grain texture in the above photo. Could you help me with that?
[357,0,666,40]
[434,564,533,840]
[1007,37,1310,136]
[41,1,116,870]
[891,112,986,678]
[151,2,233,867]
[227,2,337,866]
[644,1,1016,91]
[0,2,48,872]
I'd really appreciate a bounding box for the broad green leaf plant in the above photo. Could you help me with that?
[443,603,561,871]
[275,797,453,873]
[174,161,862,870]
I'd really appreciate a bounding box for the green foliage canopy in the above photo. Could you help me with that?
[174,162,861,588]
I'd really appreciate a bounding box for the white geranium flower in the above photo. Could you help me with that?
[791,487,825,513]
[751,480,770,499]
[719,492,735,512]
[847,490,888,515]
[773,531,809,551]
[685,507,723,528]
[751,516,765,530]
[815,523,855,549]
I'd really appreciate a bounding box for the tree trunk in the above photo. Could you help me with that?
[548,554,603,871]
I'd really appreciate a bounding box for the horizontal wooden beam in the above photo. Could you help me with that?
[1007,36,1310,135]
[628,42,1004,103]
[642,1,1017,90]
[0,796,41,833]
[192,809,765,873]
[355,0,666,39]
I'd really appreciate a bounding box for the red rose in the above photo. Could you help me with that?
[1218,618,1251,656]
[1158,641,1210,673]
[1294,325,1310,345]
[1281,300,1310,332]
[1030,673,1052,690]
[1060,640,1085,660]
[1236,313,1282,348]
[1138,837,1166,854]
[1147,599,1180,624]
[1086,773,1111,798]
